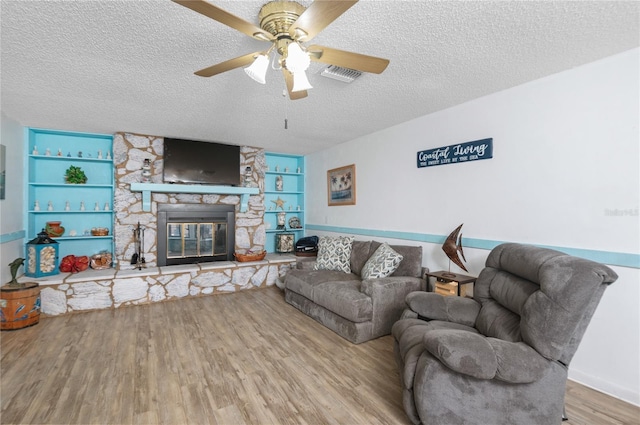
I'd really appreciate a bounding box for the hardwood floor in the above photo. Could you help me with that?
[2,287,638,425]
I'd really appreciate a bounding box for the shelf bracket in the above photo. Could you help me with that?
[130,183,259,213]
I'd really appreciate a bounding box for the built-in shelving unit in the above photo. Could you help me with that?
[264,153,305,253]
[25,128,115,262]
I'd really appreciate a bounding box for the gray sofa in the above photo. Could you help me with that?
[284,239,426,344]
[392,243,618,425]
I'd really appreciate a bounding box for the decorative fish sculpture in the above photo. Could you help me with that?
[442,223,468,272]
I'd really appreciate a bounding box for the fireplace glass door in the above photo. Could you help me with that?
[166,222,227,260]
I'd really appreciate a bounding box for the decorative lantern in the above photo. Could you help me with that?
[276,232,295,254]
[25,229,59,278]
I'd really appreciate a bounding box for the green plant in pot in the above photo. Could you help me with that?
[64,165,87,184]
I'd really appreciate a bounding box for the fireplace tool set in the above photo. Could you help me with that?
[131,222,146,269]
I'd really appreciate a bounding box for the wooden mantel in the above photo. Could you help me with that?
[130,183,260,212]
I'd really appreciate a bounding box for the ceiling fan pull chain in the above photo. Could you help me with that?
[283,89,289,129]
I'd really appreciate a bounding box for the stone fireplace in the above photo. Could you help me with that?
[112,132,266,269]
[27,132,295,317]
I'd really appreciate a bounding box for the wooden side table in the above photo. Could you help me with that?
[426,271,477,297]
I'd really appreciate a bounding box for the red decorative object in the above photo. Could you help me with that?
[59,255,90,273]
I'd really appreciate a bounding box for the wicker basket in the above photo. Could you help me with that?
[234,251,267,262]
[91,227,109,236]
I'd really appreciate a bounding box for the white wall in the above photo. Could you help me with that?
[306,48,640,405]
[0,112,25,284]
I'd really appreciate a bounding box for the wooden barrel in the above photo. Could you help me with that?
[1,282,41,330]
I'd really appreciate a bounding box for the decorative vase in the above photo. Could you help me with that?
[45,221,65,238]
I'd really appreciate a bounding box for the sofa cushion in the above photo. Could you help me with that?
[285,269,360,300]
[313,281,373,323]
[314,236,355,273]
[361,243,404,279]
[350,240,373,276]
[390,245,423,278]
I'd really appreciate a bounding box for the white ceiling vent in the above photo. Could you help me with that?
[320,65,362,83]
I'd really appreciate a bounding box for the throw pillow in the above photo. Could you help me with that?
[313,236,355,273]
[361,242,403,279]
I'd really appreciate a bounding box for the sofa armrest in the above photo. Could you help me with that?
[423,329,549,383]
[363,276,424,335]
[405,292,480,327]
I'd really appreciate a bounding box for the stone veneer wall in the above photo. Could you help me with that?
[112,133,266,268]
[30,256,295,316]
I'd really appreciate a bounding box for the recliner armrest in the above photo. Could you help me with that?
[422,329,550,383]
[405,292,480,327]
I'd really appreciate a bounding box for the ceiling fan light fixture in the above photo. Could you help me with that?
[285,41,311,74]
[291,71,313,92]
[244,54,269,84]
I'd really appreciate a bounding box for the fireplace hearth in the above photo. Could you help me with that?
[157,204,235,266]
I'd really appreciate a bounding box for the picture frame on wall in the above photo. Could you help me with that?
[327,164,356,206]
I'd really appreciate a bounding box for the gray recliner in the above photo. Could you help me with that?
[392,243,618,425]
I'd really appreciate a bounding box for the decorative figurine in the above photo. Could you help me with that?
[106,151,111,160]
[297,205,301,211]
[80,201,85,211]
[97,150,103,159]
[275,175,283,191]
[104,202,110,211]
[442,223,468,275]
[296,166,301,173]
[94,202,100,211]
[57,148,63,157]
[274,165,279,172]
[34,200,40,211]
[284,166,290,173]
[64,201,70,211]
[243,166,252,187]
[67,152,72,157]
[45,148,51,156]
[142,158,151,183]
[7,258,25,288]
[276,212,286,230]
[47,201,53,211]
[32,146,38,155]
[78,151,83,158]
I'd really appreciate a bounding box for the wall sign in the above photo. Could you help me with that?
[417,138,493,168]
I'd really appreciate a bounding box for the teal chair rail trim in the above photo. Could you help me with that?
[305,224,639,269]
[0,230,26,244]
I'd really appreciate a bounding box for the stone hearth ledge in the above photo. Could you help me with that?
[18,254,296,316]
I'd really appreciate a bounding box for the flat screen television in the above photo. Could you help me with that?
[163,138,241,186]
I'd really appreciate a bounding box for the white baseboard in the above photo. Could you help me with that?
[568,370,640,407]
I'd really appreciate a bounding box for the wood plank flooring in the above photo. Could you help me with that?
[2,287,638,425]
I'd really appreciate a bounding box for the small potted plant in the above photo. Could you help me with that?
[64,165,87,184]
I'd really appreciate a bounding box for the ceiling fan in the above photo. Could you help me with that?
[172,0,390,100]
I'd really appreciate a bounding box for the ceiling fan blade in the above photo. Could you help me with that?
[172,0,274,41]
[195,52,261,77]
[283,69,308,100]
[289,0,358,42]
[308,45,389,74]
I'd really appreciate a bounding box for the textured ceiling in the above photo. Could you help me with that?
[1,0,638,154]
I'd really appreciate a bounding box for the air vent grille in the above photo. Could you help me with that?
[320,65,362,83]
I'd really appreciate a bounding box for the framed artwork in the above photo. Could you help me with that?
[327,164,356,206]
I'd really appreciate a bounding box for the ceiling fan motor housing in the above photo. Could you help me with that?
[259,1,305,40]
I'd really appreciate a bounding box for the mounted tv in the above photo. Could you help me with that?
[163,138,240,186]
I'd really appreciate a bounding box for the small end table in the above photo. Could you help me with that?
[426,270,476,297]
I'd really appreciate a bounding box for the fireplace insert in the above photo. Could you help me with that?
[157,204,235,266]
